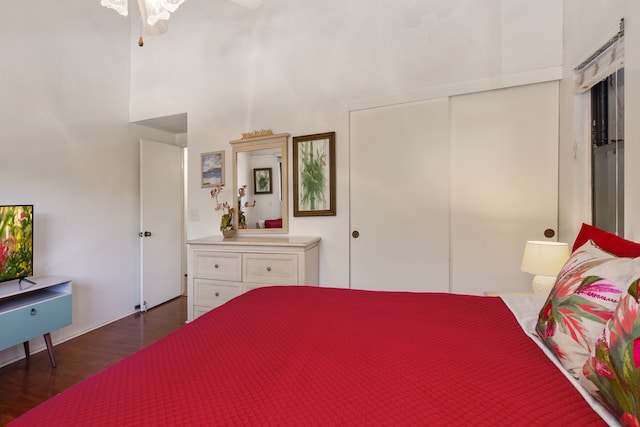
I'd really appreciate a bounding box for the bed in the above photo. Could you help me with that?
[7,287,609,426]
[10,223,640,426]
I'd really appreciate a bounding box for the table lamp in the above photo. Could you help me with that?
[521,241,570,295]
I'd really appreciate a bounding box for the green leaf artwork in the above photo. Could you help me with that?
[257,172,269,192]
[299,140,326,210]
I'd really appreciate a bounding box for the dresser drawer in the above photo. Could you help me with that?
[194,279,241,308]
[0,292,72,349]
[193,251,242,281]
[243,253,298,285]
[193,305,213,320]
[186,237,320,322]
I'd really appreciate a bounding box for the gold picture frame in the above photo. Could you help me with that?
[293,132,336,217]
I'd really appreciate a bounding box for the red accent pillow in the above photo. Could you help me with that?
[265,218,282,228]
[572,223,640,257]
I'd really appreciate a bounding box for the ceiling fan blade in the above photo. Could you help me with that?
[228,0,263,9]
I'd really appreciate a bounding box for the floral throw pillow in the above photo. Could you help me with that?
[536,240,634,376]
[581,279,640,426]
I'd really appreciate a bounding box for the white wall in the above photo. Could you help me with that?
[560,1,640,244]
[0,3,139,365]
[129,0,564,288]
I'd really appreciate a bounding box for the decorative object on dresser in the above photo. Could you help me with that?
[520,240,570,295]
[221,229,236,239]
[242,128,273,139]
[210,184,232,232]
[186,236,320,321]
[292,132,336,217]
[0,277,72,368]
[211,184,255,234]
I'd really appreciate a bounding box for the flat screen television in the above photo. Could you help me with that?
[0,205,33,283]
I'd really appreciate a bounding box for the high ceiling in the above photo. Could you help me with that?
[133,113,187,134]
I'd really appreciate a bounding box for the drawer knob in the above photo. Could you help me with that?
[266,266,271,272]
[215,292,220,297]
[30,308,37,316]
[214,264,219,269]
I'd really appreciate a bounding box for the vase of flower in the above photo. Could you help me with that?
[222,229,236,239]
[211,184,255,236]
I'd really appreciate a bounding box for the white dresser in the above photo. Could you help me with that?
[187,236,320,321]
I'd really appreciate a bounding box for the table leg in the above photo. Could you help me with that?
[23,341,30,362]
[43,333,57,368]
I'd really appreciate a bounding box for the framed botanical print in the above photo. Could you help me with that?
[292,132,336,216]
[253,167,273,194]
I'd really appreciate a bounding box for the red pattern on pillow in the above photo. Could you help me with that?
[581,279,640,426]
[573,223,640,257]
[536,241,629,376]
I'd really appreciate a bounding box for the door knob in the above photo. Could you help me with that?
[352,231,360,238]
[139,231,152,237]
[544,229,555,238]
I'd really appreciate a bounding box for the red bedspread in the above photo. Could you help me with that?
[11,287,606,426]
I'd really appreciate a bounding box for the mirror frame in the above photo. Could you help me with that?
[230,133,289,234]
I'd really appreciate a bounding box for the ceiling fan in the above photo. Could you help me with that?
[228,0,263,9]
[101,0,263,44]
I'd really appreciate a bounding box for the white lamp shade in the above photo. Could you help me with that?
[521,241,570,277]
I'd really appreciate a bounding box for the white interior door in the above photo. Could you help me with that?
[140,139,183,310]
[350,98,450,292]
[449,81,560,294]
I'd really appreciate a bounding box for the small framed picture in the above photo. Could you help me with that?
[201,151,224,188]
[253,168,273,194]
[293,131,336,216]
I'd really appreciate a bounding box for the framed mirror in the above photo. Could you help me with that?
[230,133,289,234]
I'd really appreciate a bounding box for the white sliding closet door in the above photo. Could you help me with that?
[449,81,560,294]
[350,98,450,292]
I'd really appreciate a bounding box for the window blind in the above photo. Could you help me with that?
[574,20,624,94]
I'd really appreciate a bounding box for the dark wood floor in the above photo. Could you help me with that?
[0,296,187,426]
